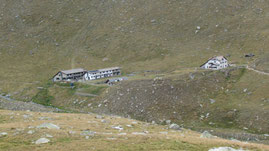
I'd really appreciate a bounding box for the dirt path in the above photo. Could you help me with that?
[246,65,269,76]
[75,92,98,97]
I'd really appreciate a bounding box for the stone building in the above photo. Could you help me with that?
[53,68,86,82]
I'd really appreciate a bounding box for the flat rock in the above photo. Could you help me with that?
[208,147,246,151]
[45,134,53,138]
[131,132,147,135]
[35,138,50,144]
[112,126,124,131]
[37,123,60,130]
[0,132,8,137]
[39,117,53,120]
[80,130,95,136]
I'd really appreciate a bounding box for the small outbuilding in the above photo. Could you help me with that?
[200,56,229,70]
[105,77,128,85]
[245,53,255,58]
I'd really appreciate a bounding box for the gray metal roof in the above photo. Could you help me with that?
[88,70,99,73]
[88,67,120,73]
[61,68,86,74]
[98,67,120,72]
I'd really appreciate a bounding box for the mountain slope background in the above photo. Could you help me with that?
[1,0,269,90]
[0,0,269,144]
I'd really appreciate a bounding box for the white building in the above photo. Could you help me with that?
[200,56,229,70]
[84,67,121,81]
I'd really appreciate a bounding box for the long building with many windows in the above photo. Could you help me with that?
[84,67,121,81]
[52,67,121,82]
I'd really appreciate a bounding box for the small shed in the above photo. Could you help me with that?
[105,77,128,85]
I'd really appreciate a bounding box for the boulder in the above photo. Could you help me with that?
[165,120,171,125]
[35,138,50,144]
[200,131,214,138]
[27,130,35,134]
[208,147,246,151]
[210,99,216,104]
[169,123,181,130]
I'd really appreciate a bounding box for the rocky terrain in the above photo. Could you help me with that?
[0,109,268,151]
[93,67,269,144]
[0,98,61,112]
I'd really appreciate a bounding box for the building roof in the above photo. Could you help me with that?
[61,68,86,74]
[88,67,120,73]
[88,70,99,73]
[213,56,227,60]
[200,56,227,67]
[98,67,120,72]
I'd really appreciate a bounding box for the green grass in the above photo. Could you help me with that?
[0,139,32,150]
[0,115,9,124]
[57,137,73,143]
[115,139,208,151]
[32,88,54,106]
[77,84,107,95]
[32,81,54,106]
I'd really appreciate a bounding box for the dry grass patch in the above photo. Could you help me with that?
[0,110,268,151]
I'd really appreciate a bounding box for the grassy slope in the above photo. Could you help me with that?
[95,68,269,136]
[0,109,268,151]
[1,0,269,93]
